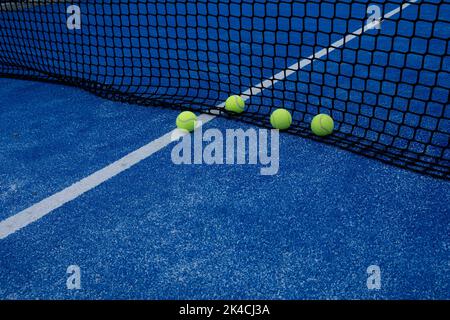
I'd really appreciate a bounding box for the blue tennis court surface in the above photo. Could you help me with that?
[1,77,449,300]
[0,0,449,300]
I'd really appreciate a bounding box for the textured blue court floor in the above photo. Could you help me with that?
[1,78,449,299]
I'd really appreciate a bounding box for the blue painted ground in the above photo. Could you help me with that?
[1,78,449,300]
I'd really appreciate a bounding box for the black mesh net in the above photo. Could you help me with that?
[0,0,449,179]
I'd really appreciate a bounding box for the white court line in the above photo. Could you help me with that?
[0,1,416,239]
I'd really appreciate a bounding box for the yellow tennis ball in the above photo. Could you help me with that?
[311,114,334,136]
[176,111,197,132]
[270,108,292,130]
[225,95,245,113]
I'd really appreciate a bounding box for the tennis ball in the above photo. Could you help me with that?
[311,114,334,136]
[270,109,292,130]
[176,111,197,132]
[225,95,245,113]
